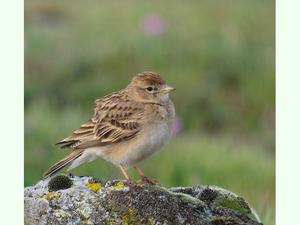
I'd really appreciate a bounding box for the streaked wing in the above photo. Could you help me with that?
[56,90,144,149]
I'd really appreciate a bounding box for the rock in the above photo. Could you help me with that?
[24,174,262,225]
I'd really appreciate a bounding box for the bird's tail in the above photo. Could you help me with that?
[43,148,84,177]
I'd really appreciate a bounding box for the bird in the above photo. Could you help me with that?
[43,71,176,186]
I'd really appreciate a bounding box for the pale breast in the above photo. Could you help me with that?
[77,100,175,170]
[116,101,175,169]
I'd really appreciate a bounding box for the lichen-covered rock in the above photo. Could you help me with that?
[24,175,262,225]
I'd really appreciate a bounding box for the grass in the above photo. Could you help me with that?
[25,0,275,224]
[107,202,115,225]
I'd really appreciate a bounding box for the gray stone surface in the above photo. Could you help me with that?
[24,174,262,225]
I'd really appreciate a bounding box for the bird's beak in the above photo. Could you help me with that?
[161,86,176,95]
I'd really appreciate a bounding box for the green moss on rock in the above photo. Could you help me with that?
[212,194,256,221]
[48,174,73,192]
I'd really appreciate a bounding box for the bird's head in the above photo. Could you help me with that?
[128,71,176,104]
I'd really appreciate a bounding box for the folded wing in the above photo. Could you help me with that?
[56,91,144,149]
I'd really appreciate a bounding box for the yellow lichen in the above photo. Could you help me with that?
[37,195,40,198]
[121,208,138,225]
[45,192,53,200]
[122,214,137,225]
[52,206,61,210]
[122,215,129,224]
[128,208,135,216]
[114,182,125,190]
[55,195,60,199]
[71,184,77,188]
[86,183,102,192]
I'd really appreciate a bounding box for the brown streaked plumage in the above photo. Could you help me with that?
[43,72,176,186]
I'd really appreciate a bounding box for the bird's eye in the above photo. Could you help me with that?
[146,87,153,92]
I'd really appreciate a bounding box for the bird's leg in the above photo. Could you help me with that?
[133,166,164,187]
[118,164,134,184]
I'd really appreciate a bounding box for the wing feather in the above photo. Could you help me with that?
[56,90,144,149]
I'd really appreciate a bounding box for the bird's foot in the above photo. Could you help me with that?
[115,178,136,185]
[135,176,164,187]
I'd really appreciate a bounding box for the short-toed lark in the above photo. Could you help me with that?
[43,72,176,186]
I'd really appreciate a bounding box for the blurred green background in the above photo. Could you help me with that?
[24,0,275,224]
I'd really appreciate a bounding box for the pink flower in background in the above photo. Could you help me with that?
[173,116,184,135]
[141,14,167,36]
